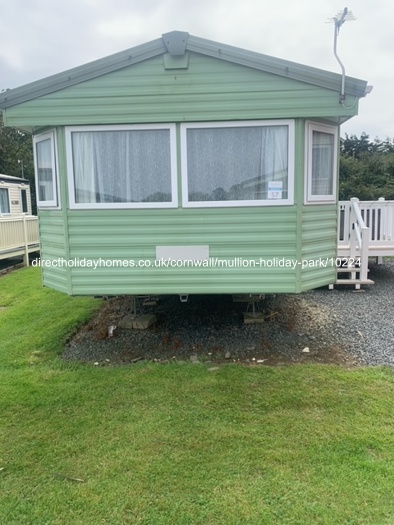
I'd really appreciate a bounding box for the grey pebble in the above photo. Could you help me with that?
[62,262,394,368]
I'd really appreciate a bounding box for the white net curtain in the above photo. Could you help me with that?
[186,125,289,202]
[71,129,172,204]
[36,138,54,202]
[311,131,334,196]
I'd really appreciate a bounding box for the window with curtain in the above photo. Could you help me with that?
[66,125,177,209]
[181,121,294,207]
[306,122,338,203]
[0,188,10,214]
[33,130,58,207]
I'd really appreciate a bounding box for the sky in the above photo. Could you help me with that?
[1,0,393,139]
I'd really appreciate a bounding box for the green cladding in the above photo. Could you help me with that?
[1,32,368,295]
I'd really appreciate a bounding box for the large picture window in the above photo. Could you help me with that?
[305,122,338,203]
[181,120,294,207]
[66,125,177,209]
[33,130,58,208]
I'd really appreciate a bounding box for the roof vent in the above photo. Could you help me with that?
[162,31,189,56]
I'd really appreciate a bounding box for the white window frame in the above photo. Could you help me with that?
[0,187,10,215]
[305,121,338,204]
[180,120,295,208]
[65,124,178,210]
[33,130,59,208]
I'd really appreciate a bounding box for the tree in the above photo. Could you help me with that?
[0,112,36,213]
[339,133,394,200]
[341,132,372,158]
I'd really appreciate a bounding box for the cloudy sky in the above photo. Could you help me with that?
[1,0,393,139]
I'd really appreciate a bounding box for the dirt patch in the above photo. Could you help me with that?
[63,294,359,367]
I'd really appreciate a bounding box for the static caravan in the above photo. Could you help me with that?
[0,174,33,216]
[0,173,39,265]
[0,31,370,296]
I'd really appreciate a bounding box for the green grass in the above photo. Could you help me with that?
[0,267,99,368]
[1,268,394,524]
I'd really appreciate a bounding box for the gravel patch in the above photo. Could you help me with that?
[305,260,394,368]
[63,260,394,368]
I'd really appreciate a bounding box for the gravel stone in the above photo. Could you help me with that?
[62,261,394,368]
[304,260,394,368]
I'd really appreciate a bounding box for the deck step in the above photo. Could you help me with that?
[329,279,375,290]
[335,279,374,284]
[336,267,366,273]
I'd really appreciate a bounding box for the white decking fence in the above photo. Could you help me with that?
[337,198,394,287]
[0,216,39,266]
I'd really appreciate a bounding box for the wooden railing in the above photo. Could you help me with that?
[362,198,394,246]
[338,198,370,283]
[0,215,39,265]
[339,198,394,242]
[339,198,394,257]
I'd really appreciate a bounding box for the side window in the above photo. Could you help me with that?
[21,188,28,213]
[305,122,338,203]
[33,130,59,208]
[0,187,10,214]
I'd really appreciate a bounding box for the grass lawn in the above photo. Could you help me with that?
[1,268,394,525]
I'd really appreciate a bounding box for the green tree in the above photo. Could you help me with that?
[0,112,36,213]
[341,132,372,158]
[339,133,394,200]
